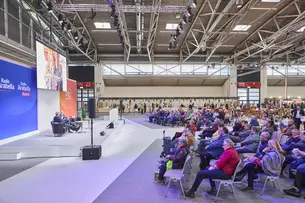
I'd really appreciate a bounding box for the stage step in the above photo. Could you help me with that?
[0,152,22,160]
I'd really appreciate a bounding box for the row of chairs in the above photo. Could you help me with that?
[163,146,286,201]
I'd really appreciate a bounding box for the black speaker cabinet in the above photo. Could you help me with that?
[88,98,96,118]
[82,145,101,160]
[108,122,114,129]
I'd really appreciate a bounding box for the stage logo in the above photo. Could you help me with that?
[0,78,15,91]
[18,82,31,97]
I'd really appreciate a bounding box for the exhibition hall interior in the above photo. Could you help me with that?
[2,0,305,202]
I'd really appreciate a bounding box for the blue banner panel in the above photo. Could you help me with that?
[0,60,38,140]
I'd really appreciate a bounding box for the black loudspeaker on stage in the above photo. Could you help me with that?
[88,98,96,119]
[82,98,102,160]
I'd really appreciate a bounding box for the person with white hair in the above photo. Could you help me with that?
[155,136,189,184]
[185,139,240,198]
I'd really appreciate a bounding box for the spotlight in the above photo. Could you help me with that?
[186,6,192,17]
[188,14,194,23]
[47,1,53,13]
[176,29,181,37]
[110,4,116,18]
[175,13,181,19]
[171,34,177,41]
[61,21,67,30]
[236,0,243,8]
[67,24,72,32]
[73,32,79,40]
[177,22,183,31]
[181,15,187,24]
[168,42,173,50]
[58,14,64,24]
[114,15,119,26]
[189,0,197,8]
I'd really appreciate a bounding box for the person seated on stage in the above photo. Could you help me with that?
[234,139,284,191]
[185,139,240,198]
[230,123,251,143]
[199,127,229,170]
[53,112,63,123]
[155,136,189,184]
[53,112,80,132]
[282,120,296,137]
[199,119,219,139]
[236,126,260,154]
[283,150,305,198]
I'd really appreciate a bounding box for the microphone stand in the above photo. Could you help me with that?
[90,118,94,146]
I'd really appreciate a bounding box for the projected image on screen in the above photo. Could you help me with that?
[36,41,67,91]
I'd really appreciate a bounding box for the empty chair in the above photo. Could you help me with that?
[164,155,191,199]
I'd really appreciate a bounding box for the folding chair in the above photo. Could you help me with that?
[164,155,191,199]
[260,155,285,198]
[213,160,243,202]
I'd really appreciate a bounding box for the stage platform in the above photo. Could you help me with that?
[0,119,123,160]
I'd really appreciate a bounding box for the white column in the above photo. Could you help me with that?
[260,65,268,104]
[224,64,237,97]
[94,63,105,98]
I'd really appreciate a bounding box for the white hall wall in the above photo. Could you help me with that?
[266,86,305,98]
[37,89,60,132]
[103,86,224,97]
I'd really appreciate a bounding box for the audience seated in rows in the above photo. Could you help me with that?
[153,104,305,200]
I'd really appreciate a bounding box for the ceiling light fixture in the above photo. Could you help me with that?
[67,24,72,32]
[58,14,64,24]
[233,25,251,31]
[110,4,116,18]
[165,23,178,30]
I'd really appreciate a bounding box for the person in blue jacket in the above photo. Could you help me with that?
[282,129,301,153]
[199,127,229,170]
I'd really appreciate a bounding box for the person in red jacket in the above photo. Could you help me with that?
[185,139,240,198]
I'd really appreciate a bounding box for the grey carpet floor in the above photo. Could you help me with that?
[93,139,304,203]
[0,158,49,182]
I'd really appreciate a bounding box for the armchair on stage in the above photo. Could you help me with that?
[50,121,67,137]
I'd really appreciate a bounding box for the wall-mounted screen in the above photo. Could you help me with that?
[36,41,67,91]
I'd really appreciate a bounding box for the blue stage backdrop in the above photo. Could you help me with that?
[0,59,38,140]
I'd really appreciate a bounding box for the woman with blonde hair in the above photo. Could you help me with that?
[235,139,284,191]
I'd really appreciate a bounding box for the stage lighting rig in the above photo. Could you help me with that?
[110,4,116,18]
